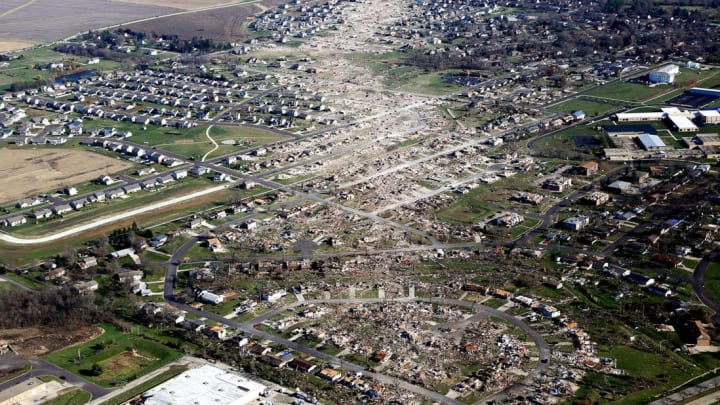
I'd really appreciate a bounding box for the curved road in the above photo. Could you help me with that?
[693,248,720,324]
[164,236,550,404]
[0,358,114,401]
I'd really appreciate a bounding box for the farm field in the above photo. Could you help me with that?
[123,0,286,42]
[0,147,133,204]
[44,324,182,387]
[0,1,177,47]
[117,0,264,10]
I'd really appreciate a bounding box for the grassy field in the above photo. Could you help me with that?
[704,280,720,304]
[550,98,621,117]
[530,123,609,158]
[437,194,495,224]
[395,71,464,95]
[0,279,22,292]
[44,324,181,387]
[586,68,719,103]
[586,81,673,103]
[608,345,700,403]
[0,47,120,91]
[43,388,92,405]
[704,262,720,279]
[1,272,44,289]
[81,120,287,154]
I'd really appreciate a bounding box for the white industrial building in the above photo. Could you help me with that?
[615,112,664,122]
[143,364,266,405]
[649,64,679,84]
[668,116,699,132]
[698,110,720,124]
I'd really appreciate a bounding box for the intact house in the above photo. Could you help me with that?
[52,204,72,216]
[150,234,168,248]
[3,215,26,227]
[97,175,114,185]
[172,169,188,180]
[16,197,42,209]
[32,208,53,219]
[198,290,224,304]
[110,248,136,259]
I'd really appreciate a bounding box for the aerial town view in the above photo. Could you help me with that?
[1,0,720,404]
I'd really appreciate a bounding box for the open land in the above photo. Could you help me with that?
[0,0,178,48]
[0,326,102,358]
[123,1,285,42]
[0,148,132,203]
[116,0,262,10]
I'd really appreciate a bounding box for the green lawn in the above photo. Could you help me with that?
[704,280,720,304]
[43,388,92,405]
[99,366,188,405]
[704,262,720,279]
[80,120,287,154]
[586,81,672,103]
[44,324,182,387]
[0,47,120,91]
[0,279,22,292]
[436,190,494,224]
[395,71,464,95]
[550,98,620,117]
[1,272,44,289]
[592,344,702,403]
[586,68,719,104]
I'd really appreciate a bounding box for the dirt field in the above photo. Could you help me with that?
[0,325,102,358]
[116,0,251,10]
[0,0,177,44]
[101,350,157,378]
[0,148,133,204]
[0,40,34,52]
[124,0,284,42]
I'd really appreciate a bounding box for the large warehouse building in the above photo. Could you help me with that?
[649,64,679,84]
[637,134,667,150]
[143,364,266,405]
[699,110,720,124]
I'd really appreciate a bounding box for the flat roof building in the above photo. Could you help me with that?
[698,110,720,124]
[637,134,666,150]
[694,133,720,146]
[143,364,266,405]
[615,112,664,122]
[690,87,720,97]
[668,116,699,132]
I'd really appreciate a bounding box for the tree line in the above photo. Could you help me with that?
[0,287,112,330]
